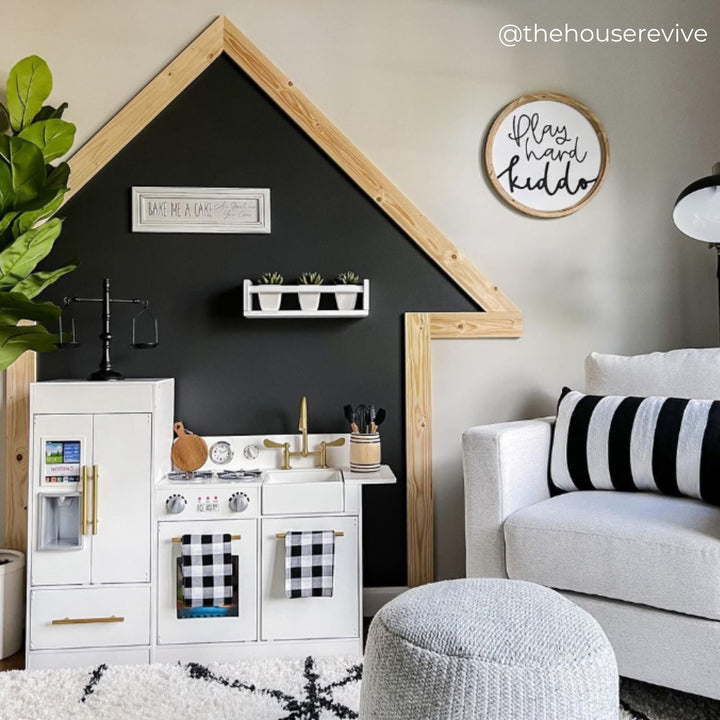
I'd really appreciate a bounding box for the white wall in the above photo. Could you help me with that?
[3,0,718,575]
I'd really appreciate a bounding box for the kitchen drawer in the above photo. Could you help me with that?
[30,586,150,650]
[27,647,149,670]
[261,516,359,641]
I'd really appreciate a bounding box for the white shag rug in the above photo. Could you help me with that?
[0,656,362,720]
[0,655,718,719]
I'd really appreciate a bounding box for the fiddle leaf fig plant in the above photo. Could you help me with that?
[0,55,77,370]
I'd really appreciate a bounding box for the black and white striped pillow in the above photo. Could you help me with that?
[549,388,720,504]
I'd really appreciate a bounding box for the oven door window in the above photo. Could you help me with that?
[175,557,239,619]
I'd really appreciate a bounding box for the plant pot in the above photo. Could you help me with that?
[334,285,362,311]
[257,286,282,312]
[299,292,321,311]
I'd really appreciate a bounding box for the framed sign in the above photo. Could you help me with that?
[131,187,271,233]
[484,92,609,218]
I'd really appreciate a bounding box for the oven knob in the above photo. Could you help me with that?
[166,494,186,514]
[229,492,250,513]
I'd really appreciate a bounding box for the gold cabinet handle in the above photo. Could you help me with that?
[92,465,99,535]
[171,535,241,543]
[81,466,88,534]
[52,616,124,625]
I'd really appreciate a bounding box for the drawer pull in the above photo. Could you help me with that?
[171,535,241,543]
[51,615,125,625]
[276,531,344,538]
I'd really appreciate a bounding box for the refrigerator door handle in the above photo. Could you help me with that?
[92,465,99,535]
[81,466,89,535]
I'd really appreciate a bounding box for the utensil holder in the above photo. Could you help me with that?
[349,432,381,473]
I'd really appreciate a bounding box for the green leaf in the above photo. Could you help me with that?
[34,102,68,122]
[18,119,76,163]
[46,161,70,189]
[10,162,69,237]
[0,291,61,325]
[0,217,62,288]
[6,55,52,132]
[0,135,46,206]
[0,212,19,247]
[0,323,60,371]
[0,162,14,215]
[11,263,76,299]
[11,187,65,237]
[0,104,9,134]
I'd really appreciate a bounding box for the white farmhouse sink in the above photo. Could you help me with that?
[264,468,342,485]
[262,468,344,515]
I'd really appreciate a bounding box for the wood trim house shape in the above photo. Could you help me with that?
[5,15,523,586]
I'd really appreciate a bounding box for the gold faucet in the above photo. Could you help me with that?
[263,396,345,469]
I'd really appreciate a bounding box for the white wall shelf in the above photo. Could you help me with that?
[243,279,369,318]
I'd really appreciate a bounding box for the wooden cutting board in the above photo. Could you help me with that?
[171,421,208,472]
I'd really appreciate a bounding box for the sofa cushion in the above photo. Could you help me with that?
[504,491,720,620]
[549,388,720,504]
[585,348,720,399]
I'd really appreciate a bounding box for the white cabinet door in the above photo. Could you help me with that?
[261,516,359,641]
[91,414,152,584]
[157,520,257,645]
[30,415,93,586]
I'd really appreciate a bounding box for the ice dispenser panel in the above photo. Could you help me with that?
[42,440,81,485]
[38,493,83,550]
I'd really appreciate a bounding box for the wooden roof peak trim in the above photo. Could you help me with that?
[64,15,520,315]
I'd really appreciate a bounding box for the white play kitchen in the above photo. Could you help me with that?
[25,380,395,669]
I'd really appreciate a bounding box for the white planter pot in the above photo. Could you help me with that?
[257,287,282,312]
[334,286,362,311]
[299,292,321,311]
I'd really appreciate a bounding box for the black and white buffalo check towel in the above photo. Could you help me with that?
[181,533,233,608]
[284,530,336,599]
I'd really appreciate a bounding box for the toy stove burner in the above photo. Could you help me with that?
[166,470,214,483]
[217,469,263,482]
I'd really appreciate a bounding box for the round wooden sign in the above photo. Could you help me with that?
[484,92,609,218]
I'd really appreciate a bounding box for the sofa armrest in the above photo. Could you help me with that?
[462,418,554,578]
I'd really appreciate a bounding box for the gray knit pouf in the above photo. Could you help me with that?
[360,579,618,720]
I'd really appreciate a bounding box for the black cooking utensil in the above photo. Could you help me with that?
[344,404,359,433]
[356,404,367,433]
[375,408,386,427]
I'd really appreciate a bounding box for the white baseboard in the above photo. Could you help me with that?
[363,586,408,617]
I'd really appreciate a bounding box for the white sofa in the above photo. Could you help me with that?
[463,348,720,701]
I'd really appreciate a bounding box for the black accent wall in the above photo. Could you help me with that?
[38,55,478,586]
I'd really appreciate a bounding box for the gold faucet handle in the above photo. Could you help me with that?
[324,437,346,448]
[263,439,288,449]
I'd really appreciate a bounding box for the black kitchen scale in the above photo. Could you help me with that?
[60,278,159,381]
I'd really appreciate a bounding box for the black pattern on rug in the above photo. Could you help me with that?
[621,700,652,720]
[81,663,108,703]
[185,656,363,720]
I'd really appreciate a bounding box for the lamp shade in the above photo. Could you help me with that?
[673,164,720,243]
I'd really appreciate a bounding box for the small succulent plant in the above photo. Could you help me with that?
[298,272,324,285]
[257,272,284,285]
[335,271,361,285]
